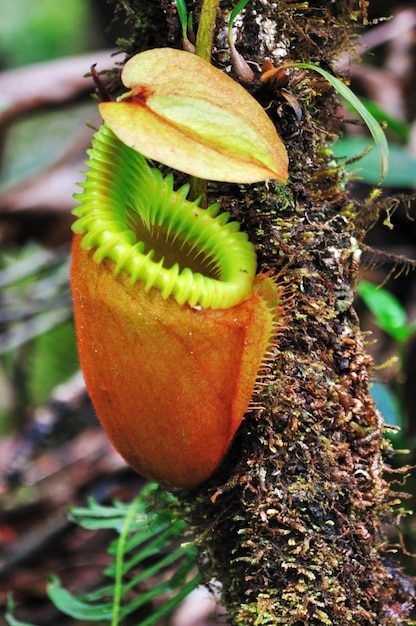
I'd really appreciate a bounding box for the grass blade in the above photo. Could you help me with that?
[228,0,251,35]
[175,0,188,37]
[296,63,389,183]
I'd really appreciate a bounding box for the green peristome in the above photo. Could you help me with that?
[72,124,257,310]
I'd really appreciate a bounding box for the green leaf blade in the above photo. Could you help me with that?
[296,63,389,183]
[175,0,188,37]
[133,574,202,626]
[228,0,251,35]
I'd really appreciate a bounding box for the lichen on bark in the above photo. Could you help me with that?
[106,1,414,623]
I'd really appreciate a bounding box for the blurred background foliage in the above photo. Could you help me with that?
[0,0,113,434]
[0,0,98,69]
[0,1,415,624]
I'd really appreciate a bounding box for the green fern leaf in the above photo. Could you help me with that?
[47,578,113,621]
[135,575,202,626]
[68,497,136,530]
[47,484,200,625]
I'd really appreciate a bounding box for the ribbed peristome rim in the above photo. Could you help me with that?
[72,124,257,309]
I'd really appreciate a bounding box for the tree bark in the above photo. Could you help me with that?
[109,1,415,623]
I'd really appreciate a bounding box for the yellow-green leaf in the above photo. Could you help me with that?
[99,48,288,183]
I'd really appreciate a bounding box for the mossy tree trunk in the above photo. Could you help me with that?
[110,1,414,623]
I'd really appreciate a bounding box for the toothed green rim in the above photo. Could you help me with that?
[72,124,257,309]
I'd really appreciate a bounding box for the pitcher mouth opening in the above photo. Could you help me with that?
[124,208,221,279]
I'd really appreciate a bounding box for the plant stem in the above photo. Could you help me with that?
[189,0,220,204]
[195,0,220,61]
[111,497,140,626]
[189,175,207,206]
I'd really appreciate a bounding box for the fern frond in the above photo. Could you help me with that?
[47,483,201,625]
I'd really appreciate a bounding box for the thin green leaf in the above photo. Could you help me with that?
[106,519,164,552]
[118,527,186,576]
[106,526,173,576]
[119,578,174,619]
[69,486,160,528]
[357,280,409,341]
[80,585,114,603]
[120,546,193,596]
[119,516,184,553]
[345,98,410,143]
[119,562,200,620]
[69,503,135,530]
[47,577,113,621]
[131,574,202,626]
[175,0,188,37]
[170,550,199,586]
[228,0,251,35]
[109,522,166,558]
[5,595,38,626]
[296,63,389,183]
